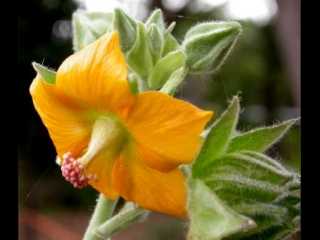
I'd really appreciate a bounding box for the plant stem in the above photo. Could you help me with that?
[95,202,148,239]
[83,194,118,240]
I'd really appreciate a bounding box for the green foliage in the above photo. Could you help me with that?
[160,66,188,95]
[193,97,240,176]
[227,119,299,153]
[187,96,300,240]
[183,22,242,74]
[185,176,256,240]
[72,11,113,51]
[32,62,56,84]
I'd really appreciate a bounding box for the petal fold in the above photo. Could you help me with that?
[56,31,135,117]
[126,91,213,171]
[30,75,91,157]
[112,143,187,218]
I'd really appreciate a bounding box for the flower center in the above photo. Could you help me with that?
[60,115,128,188]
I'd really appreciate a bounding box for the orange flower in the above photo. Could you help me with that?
[30,31,213,218]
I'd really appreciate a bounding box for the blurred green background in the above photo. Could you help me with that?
[18,0,300,239]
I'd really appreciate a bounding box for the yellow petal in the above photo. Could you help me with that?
[112,143,187,218]
[56,31,135,117]
[85,149,119,199]
[126,91,213,171]
[30,75,91,157]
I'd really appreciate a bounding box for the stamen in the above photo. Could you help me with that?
[61,152,96,189]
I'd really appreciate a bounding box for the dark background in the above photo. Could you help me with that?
[18,0,300,239]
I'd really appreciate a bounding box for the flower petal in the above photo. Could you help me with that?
[85,149,119,199]
[126,91,213,171]
[112,143,187,218]
[30,75,91,157]
[56,31,135,117]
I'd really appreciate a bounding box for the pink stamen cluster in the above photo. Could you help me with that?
[61,152,94,189]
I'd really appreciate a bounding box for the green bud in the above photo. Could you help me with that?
[145,9,166,33]
[32,62,56,84]
[127,22,154,80]
[113,8,137,53]
[72,11,113,51]
[183,21,242,73]
[148,50,186,89]
[147,24,164,63]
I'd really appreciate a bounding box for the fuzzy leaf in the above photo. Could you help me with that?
[148,50,186,89]
[32,62,56,84]
[113,8,137,52]
[187,178,256,240]
[183,21,241,73]
[72,11,113,51]
[160,66,188,95]
[127,22,154,80]
[192,96,240,177]
[227,119,299,153]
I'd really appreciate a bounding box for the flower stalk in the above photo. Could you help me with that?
[94,202,149,239]
[83,194,118,240]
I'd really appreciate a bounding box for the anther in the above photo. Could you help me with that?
[60,152,97,189]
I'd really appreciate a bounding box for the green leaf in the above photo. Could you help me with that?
[227,119,299,153]
[183,21,241,73]
[127,22,154,80]
[113,8,137,53]
[147,24,164,63]
[148,50,186,89]
[160,66,188,95]
[201,153,292,186]
[32,62,56,84]
[162,33,180,57]
[187,178,256,240]
[145,9,166,32]
[192,96,240,177]
[72,11,113,51]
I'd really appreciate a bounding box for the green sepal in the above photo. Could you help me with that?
[185,174,256,240]
[160,66,188,95]
[113,8,137,53]
[32,62,56,84]
[162,32,180,57]
[72,11,113,51]
[192,96,240,176]
[128,72,139,94]
[148,50,186,89]
[227,119,299,153]
[127,22,154,80]
[183,21,241,73]
[147,24,164,63]
[145,9,166,32]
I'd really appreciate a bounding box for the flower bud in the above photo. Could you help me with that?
[72,11,113,51]
[183,21,242,74]
[148,50,186,89]
[112,8,137,53]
